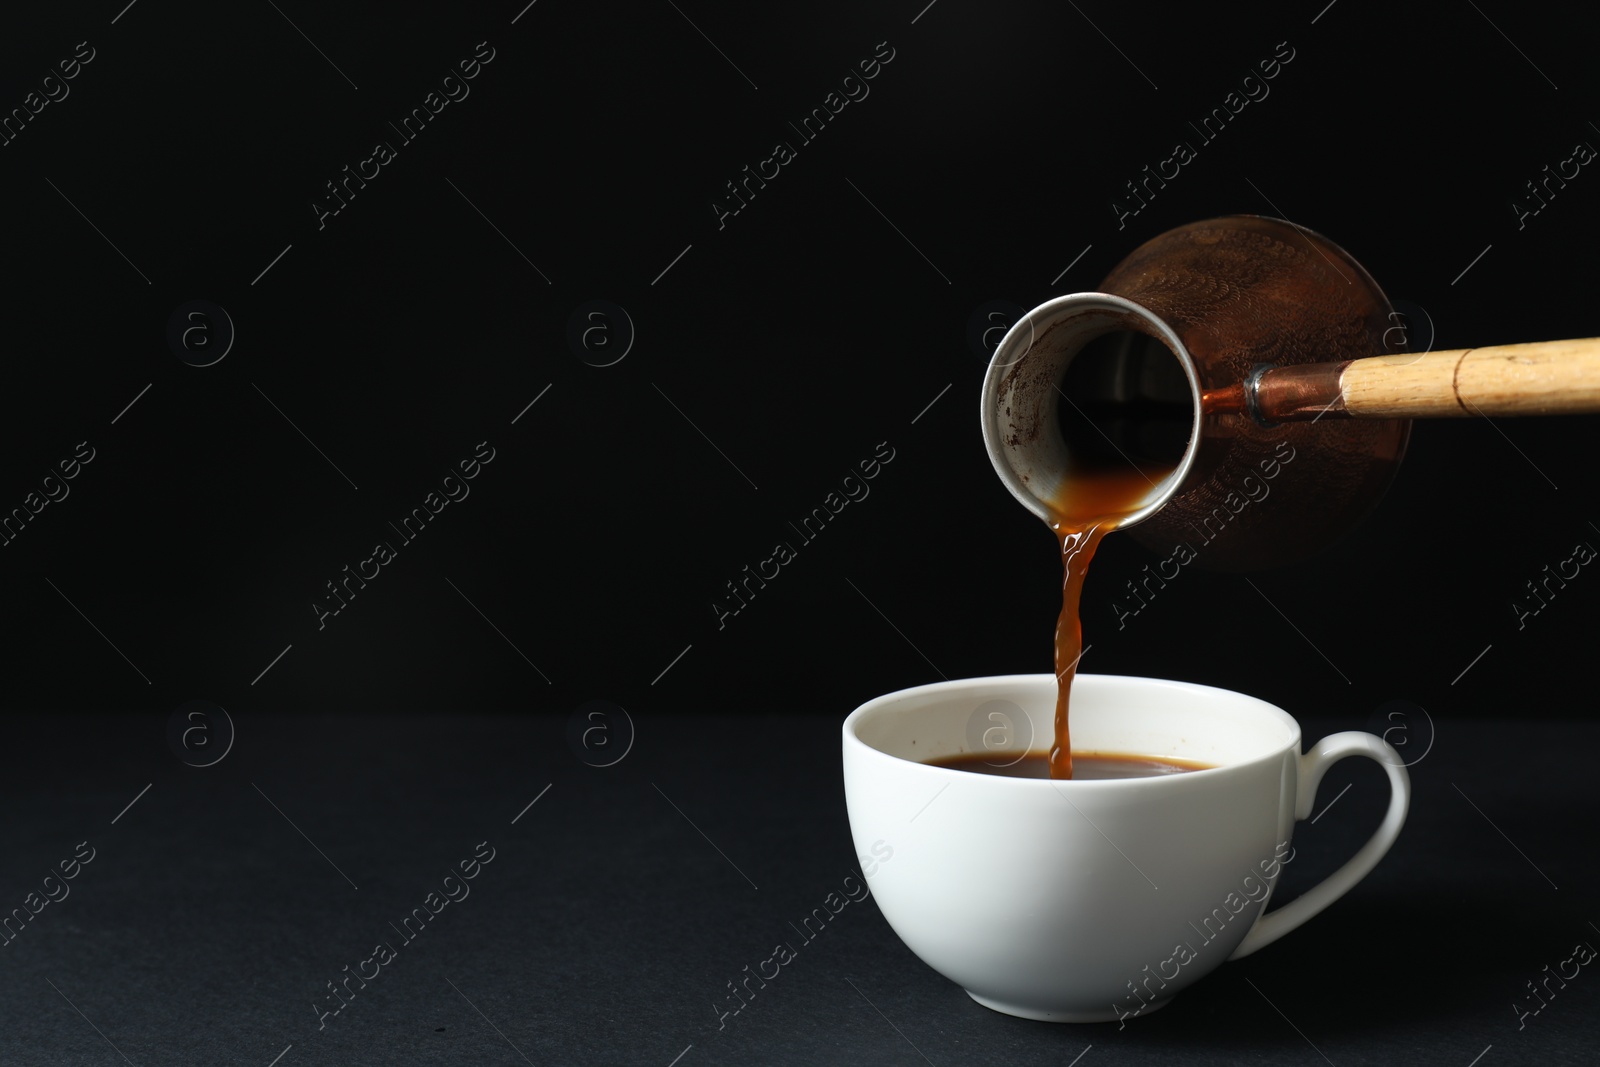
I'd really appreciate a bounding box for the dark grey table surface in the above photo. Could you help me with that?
[1,709,1594,1066]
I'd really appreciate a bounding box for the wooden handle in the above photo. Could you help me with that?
[1340,338,1600,418]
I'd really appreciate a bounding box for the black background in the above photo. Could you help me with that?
[1,0,1596,723]
[1,1,1597,1064]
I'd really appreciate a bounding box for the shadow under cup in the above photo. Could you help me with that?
[843,674,1352,1023]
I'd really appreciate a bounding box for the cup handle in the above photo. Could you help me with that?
[1228,731,1410,960]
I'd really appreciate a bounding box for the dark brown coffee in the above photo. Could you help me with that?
[926,751,1212,779]
[1046,461,1173,780]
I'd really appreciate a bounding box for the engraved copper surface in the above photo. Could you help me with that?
[1096,215,1411,570]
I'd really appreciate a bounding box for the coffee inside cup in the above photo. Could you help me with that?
[926,751,1212,779]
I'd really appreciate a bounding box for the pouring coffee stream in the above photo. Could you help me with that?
[984,215,1600,780]
[1044,464,1174,779]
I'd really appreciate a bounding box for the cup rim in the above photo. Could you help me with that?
[843,672,1303,786]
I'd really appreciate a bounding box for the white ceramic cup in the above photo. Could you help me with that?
[841,673,1409,1023]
